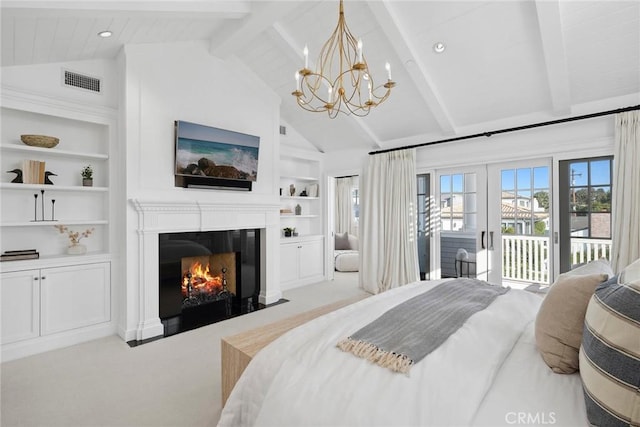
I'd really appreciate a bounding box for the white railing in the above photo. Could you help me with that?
[502,235,550,284]
[571,237,612,266]
[501,235,612,285]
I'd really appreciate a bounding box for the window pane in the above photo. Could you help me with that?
[464,213,477,231]
[571,213,588,235]
[590,160,611,186]
[418,177,426,194]
[590,213,611,238]
[464,173,476,192]
[571,187,589,212]
[590,186,611,212]
[464,193,477,213]
[440,175,450,193]
[533,190,550,213]
[570,163,588,186]
[517,168,531,189]
[452,174,463,193]
[502,169,515,191]
[418,195,426,213]
[533,167,549,189]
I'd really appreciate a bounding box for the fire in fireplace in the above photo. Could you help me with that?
[181,253,235,309]
[159,229,260,336]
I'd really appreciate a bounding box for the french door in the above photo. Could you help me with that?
[437,158,552,287]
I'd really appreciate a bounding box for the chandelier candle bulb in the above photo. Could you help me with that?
[386,62,392,80]
[357,38,363,63]
[303,45,309,69]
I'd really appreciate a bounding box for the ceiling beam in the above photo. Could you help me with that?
[366,0,456,135]
[535,0,572,115]
[209,1,310,59]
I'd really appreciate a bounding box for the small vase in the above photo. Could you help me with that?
[83,179,93,187]
[67,243,87,255]
[295,204,302,215]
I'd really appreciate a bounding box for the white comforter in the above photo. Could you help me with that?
[218,279,588,427]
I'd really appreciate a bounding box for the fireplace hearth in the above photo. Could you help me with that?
[159,229,260,336]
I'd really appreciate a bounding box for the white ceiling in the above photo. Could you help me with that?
[2,0,639,153]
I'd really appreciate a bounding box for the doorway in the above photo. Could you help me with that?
[436,159,552,288]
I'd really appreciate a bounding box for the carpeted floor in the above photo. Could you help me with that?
[0,272,365,427]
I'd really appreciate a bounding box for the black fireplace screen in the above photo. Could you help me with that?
[158,229,260,323]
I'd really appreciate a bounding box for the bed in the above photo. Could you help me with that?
[218,278,590,427]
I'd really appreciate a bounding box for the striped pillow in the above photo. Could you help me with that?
[579,277,640,426]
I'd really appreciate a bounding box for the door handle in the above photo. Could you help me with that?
[481,231,486,249]
[489,231,494,250]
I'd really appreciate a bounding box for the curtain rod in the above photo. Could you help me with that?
[368,104,640,156]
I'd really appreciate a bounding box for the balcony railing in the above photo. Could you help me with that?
[502,235,550,284]
[570,237,612,266]
[501,235,612,285]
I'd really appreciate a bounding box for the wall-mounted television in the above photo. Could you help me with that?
[174,120,260,190]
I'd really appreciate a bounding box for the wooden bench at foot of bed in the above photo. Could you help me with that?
[221,296,366,405]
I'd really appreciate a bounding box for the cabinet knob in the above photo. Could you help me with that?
[34,277,39,281]
[41,276,46,280]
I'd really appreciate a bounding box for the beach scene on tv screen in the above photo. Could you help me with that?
[176,121,259,181]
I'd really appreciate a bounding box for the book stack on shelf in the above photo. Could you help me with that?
[0,249,39,262]
[22,160,46,184]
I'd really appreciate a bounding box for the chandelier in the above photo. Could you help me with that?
[292,0,396,118]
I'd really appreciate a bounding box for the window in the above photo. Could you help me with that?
[352,187,359,225]
[559,156,613,271]
[440,173,476,232]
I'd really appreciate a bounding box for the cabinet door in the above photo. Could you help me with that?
[298,239,324,280]
[41,262,110,335]
[1,270,40,344]
[279,242,300,285]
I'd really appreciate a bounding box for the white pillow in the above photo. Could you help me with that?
[560,259,614,280]
[619,257,640,283]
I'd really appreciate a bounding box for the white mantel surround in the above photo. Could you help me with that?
[130,199,281,341]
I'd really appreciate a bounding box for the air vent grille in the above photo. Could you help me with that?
[64,70,101,93]
[279,125,287,135]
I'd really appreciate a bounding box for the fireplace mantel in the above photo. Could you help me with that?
[128,199,281,341]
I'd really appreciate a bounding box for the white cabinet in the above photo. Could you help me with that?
[279,236,325,290]
[1,270,40,344]
[0,260,111,359]
[1,262,110,343]
[40,263,111,335]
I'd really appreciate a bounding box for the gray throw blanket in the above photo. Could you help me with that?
[337,279,510,374]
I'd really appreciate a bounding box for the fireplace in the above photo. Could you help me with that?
[159,229,260,336]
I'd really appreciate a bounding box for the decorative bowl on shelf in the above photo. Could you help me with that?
[20,134,60,148]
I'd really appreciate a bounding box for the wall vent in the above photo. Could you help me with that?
[279,125,287,135]
[63,70,101,93]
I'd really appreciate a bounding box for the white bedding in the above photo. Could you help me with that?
[218,279,588,427]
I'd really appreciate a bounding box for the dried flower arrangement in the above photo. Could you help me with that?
[54,225,95,246]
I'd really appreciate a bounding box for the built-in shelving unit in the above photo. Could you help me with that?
[0,86,117,361]
[279,147,325,290]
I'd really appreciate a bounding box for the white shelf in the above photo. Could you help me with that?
[0,144,108,160]
[280,196,319,200]
[1,220,108,228]
[0,183,108,192]
[280,175,318,182]
[280,214,318,218]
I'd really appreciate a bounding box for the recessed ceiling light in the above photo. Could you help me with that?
[98,30,112,38]
[433,42,446,54]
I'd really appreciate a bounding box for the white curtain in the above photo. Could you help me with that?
[611,111,640,272]
[359,149,420,294]
[335,177,354,235]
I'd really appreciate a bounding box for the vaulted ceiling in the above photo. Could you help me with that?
[2,1,639,153]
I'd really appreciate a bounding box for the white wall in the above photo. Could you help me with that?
[1,59,119,108]
[324,112,616,174]
[121,40,282,340]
